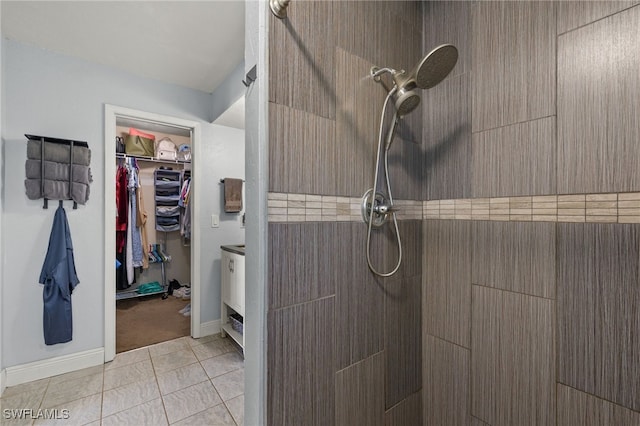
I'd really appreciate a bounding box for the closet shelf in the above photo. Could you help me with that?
[116,152,191,165]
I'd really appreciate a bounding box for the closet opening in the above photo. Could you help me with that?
[104,105,203,362]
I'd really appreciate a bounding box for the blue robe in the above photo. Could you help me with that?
[39,205,79,345]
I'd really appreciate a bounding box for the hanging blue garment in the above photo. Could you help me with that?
[39,205,79,345]
[127,160,143,268]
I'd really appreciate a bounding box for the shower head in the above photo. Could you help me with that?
[371,44,457,117]
[395,44,458,91]
[393,86,421,117]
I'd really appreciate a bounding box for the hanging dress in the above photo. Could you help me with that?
[116,165,129,289]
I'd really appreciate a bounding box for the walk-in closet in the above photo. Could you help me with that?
[114,117,194,353]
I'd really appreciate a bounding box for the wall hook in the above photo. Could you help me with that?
[242,65,257,87]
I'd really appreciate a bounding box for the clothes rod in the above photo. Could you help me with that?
[26,134,89,148]
[219,179,245,183]
[116,153,191,165]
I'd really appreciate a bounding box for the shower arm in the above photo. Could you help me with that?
[371,66,406,91]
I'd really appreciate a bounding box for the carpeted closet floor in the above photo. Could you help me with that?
[116,294,191,353]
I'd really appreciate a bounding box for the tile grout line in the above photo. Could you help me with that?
[149,346,171,426]
[557,381,640,416]
[470,282,555,302]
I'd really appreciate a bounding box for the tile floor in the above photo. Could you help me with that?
[0,334,244,425]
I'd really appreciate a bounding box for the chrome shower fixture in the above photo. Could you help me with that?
[398,44,459,90]
[370,44,459,117]
[364,44,458,278]
[270,0,290,19]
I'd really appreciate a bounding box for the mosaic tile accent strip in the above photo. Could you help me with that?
[267,193,422,223]
[268,192,640,224]
[618,192,640,223]
[423,193,640,224]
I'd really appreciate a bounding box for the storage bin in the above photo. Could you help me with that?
[229,313,243,335]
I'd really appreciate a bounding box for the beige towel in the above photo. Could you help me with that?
[224,178,243,213]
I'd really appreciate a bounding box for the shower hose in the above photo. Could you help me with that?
[366,88,403,277]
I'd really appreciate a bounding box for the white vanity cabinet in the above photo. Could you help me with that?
[220,245,245,350]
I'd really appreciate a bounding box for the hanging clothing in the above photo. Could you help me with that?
[137,186,150,269]
[116,166,128,252]
[180,178,191,240]
[127,160,144,268]
[116,164,130,290]
[39,205,79,345]
[126,193,134,285]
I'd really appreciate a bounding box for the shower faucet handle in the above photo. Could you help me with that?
[374,200,395,215]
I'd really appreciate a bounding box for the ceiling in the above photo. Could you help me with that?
[1,1,245,94]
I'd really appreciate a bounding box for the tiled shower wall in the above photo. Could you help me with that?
[423,2,640,425]
[267,1,424,424]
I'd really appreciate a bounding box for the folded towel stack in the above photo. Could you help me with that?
[27,139,91,166]
[24,139,93,205]
[25,159,93,185]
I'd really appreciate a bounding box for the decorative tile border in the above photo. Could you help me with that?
[423,193,640,224]
[269,192,640,224]
[267,192,423,223]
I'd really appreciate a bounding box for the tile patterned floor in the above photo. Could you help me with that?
[0,334,244,426]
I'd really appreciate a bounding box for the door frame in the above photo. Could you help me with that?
[104,104,202,362]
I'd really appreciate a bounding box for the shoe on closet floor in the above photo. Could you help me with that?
[181,287,191,300]
[179,303,190,314]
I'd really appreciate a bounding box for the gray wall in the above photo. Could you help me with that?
[0,2,4,391]
[210,60,245,123]
[1,39,244,368]
[199,123,245,324]
[423,2,640,424]
[266,2,423,424]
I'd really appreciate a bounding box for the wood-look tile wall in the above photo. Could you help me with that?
[558,5,640,194]
[423,220,471,349]
[384,276,421,408]
[268,3,423,420]
[267,298,335,426]
[557,1,640,34]
[423,335,470,426]
[335,353,385,426]
[384,391,422,426]
[422,2,640,424]
[268,223,336,310]
[471,286,555,426]
[268,0,640,424]
[472,117,556,198]
[557,223,640,413]
[471,1,555,133]
[557,384,640,426]
[472,221,556,299]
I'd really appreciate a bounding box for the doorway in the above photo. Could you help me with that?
[104,104,203,362]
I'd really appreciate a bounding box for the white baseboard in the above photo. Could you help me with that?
[5,348,104,387]
[0,369,6,395]
[199,319,221,338]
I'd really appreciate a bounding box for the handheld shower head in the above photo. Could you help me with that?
[393,87,420,116]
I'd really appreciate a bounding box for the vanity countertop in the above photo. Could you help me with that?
[221,244,245,256]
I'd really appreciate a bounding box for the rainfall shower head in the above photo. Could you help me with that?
[395,44,459,91]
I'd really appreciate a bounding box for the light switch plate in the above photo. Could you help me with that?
[211,214,220,228]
